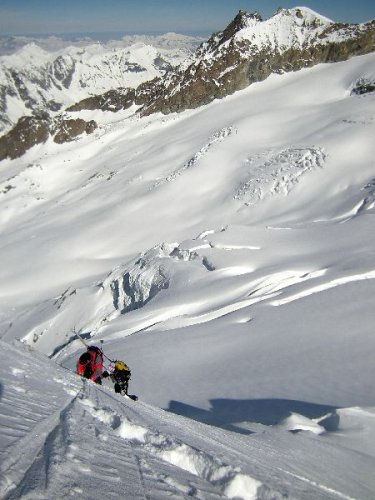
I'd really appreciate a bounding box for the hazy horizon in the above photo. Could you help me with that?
[0,0,374,37]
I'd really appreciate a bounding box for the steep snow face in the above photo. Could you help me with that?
[0,36,199,132]
[0,341,273,499]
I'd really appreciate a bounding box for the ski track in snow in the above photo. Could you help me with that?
[277,469,356,500]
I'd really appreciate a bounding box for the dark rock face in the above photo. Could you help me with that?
[219,10,262,44]
[67,88,136,112]
[153,56,173,72]
[0,115,50,161]
[53,118,97,144]
[9,70,39,112]
[0,114,97,160]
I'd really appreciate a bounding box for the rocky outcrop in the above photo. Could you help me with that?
[0,114,97,160]
[53,118,97,144]
[51,55,76,89]
[67,88,136,112]
[351,77,375,95]
[0,115,50,161]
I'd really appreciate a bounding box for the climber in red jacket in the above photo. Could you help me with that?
[76,346,108,384]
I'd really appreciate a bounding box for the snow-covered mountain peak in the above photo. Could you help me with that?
[234,6,333,50]
[1,42,51,68]
[195,6,333,54]
[277,6,333,26]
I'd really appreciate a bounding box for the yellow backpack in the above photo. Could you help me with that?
[114,360,129,371]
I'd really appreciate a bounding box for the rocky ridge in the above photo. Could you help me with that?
[0,114,97,160]
[139,8,375,115]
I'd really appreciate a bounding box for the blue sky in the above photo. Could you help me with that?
[0,0,374,36]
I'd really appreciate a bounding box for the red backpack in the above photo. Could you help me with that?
[77,347,103,381]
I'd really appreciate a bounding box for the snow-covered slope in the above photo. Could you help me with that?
[0,48,375,497]
[0,34,201,133]
[2,340,375,499]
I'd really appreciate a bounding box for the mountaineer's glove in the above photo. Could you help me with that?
[102,371,109,378]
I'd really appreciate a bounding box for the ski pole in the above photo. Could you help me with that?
[73,328,90,348]
[99,339,115,363]
[73,329,114,362]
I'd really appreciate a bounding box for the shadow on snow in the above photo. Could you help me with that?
[167,398,339,435]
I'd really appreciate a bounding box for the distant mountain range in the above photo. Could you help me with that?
[0,7,374,161]
[0,33,203,133]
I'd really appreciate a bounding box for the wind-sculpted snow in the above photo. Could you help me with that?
[3,239,220,354]
[8,215,375,364]
[235,147,326,205]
